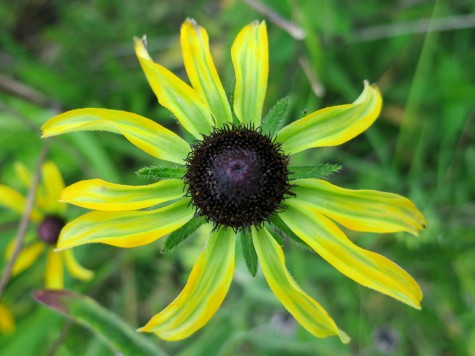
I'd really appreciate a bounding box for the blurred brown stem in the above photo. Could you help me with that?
[0,140,50,300]
[0,74,51,107]
[243,0,306,40]
[352,13,475,42]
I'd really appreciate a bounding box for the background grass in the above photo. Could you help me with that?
[1,0,474,355]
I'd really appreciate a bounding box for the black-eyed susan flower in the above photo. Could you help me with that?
[0,162,93,289]
[40,19,425,343]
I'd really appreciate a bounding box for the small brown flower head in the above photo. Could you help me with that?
[38,215,66,245]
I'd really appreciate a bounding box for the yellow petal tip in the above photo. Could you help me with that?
[338,329,351,344]
[411,301,422,310]
[133,34,147,46]
[40,128,52,138]
[184,17,197,26]
[136,326,148,333]
[134,35,150,59]
[54,241,73,252]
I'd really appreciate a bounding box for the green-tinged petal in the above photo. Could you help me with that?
[0,185,42,222]
[0,303,15,334]
[45,250,64,289]
[6,240,44,276]
[64,249,94,281]
[181,19,232,127]
[41,108,189,164]
[134,36,213,137]
[61,179,185,211]
[139,228,235,340]
[277,82,382,154]
[292,179,426,235]
[41,161,67,214]
[252,227,349,343]
[57,198,193,250]
[279,203,423,309]
[231,21,268,125]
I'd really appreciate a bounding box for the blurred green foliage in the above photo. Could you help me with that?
[1,0,474,355]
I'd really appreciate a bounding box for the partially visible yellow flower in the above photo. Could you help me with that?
[0,162,93,289]
[41,19,425,343]
[0,303,15,334]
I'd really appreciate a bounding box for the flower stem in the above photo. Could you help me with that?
[0,140,50,299]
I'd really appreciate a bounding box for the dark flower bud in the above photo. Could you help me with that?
[38,215,66,245]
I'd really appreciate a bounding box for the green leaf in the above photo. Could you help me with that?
[33,289,165,356]
[268,215,310,251]
[162,216,206,253]
[240,230,258,276]
[136,165,186,181]
[289,163,342,180]
[261,97,289,135]
[70,132,120,182]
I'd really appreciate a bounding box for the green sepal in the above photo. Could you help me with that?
[136,165,186,181]
[261,97,289,136]
[239,230,258,277]
[289,163,342,180]
[33,290,165,356]
[268,214,311,251]
[162,216,206,253]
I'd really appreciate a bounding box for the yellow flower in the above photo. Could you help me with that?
[0,303,15,334]
[41,19,425,343]
[0,162,94,289]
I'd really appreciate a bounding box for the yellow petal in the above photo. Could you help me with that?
[6,240,44,276]
[14,162,49,212]
[57,198,193,250]
[64,249,94,281]
[13,161,32,188]
[0,303,15,334]
[292,179,426,235]
[41,161,67,214]
[279,202,423,309]
[277,82,382,154]
[139,227,235,340]
[41,108,189,164]
[134,36,214,137]
[45,249,64,289]
[231,21,268,125]
[252,227,349,343]
[181,19,232,127]
[61,178,185,211]
[0,184,42,222]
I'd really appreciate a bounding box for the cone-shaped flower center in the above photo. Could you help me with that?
[184,125,292,230]
[38,215,66,245]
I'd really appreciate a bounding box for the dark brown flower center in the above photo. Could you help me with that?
[184,125,292,231]
[38,215,66,245]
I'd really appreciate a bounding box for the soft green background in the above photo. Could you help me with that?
[0,0,474,355]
